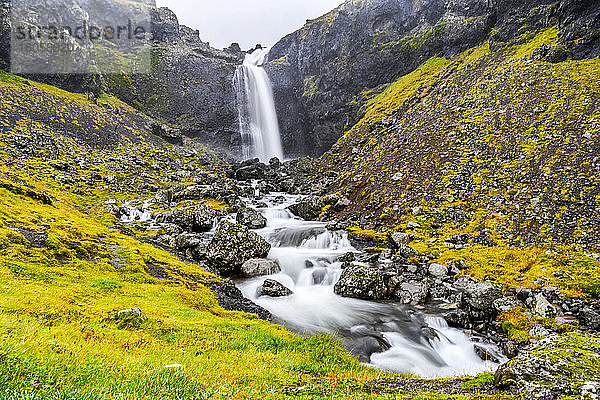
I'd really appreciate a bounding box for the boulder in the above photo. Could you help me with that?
[529,324,551,338]
[389,232,410,247]
[156,202,220,232]
[174,232,204,249]
[207,221,271,276]
[534,294,560,319]
[393,281,430,305]
[236,207,267,229]
[396,244,421,260]
[428,263,449,279]
[495,334,600,399]
[258,279,293,297]
[458,279,503,311]
[287,196,325,220]
[334,264,387,300]
[578,308,600,330]
[235,164,266,181]
[241,258,281,278]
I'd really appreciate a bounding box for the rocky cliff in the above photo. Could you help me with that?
[0,0,245,157]
[267,0,600,156]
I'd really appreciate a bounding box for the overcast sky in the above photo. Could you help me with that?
[155,0,345,49]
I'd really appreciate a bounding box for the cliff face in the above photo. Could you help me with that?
[0,0,245,157]
[267,0,600,156]
[108,7,244,156]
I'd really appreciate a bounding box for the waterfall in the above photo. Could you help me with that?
[234,48,284,162]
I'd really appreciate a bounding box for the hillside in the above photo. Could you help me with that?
[320,27,600,247]
[0,0,600,398]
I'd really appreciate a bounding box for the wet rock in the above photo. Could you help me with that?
[207,221,271,276]
[236,207,267,229]
[235,164,266,181]
[334,264,387,300]
[209,282,271,320]
[154,189,172,204]
[156,202,220,233]
[258,279,293,297]
[240,258,281,278]
[338,252,355,263]
[474,344,502,363]
[443,309,470,328]
[287,195,325,220]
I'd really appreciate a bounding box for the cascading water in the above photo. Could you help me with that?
[237,193,507,378]
[121,191,506,378]
[234,49,284,162]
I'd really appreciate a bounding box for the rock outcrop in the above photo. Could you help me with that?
[495,334,600,399]
[207,221,271,276]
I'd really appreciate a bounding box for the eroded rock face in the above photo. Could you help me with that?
[267,0,496,156]
[207,221,271,276]
[494,334,600,399]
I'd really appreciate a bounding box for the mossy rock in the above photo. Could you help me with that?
[495,333,600,399]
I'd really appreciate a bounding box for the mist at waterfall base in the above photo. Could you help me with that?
[234,49,284,162]
[237,193,506,378]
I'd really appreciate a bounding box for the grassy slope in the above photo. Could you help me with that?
[0,73,519,399]
[321,27,600,299]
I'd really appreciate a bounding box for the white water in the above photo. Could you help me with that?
[234,49,284,162]
[238,193,506,378]
[119,191,506,378]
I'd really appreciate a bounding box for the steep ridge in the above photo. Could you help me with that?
[267,0,600,156]
[0,0,245,156]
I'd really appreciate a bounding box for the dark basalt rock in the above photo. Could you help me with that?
[209,282,271,320]
[258,279,293,297]
[287,195,325,220]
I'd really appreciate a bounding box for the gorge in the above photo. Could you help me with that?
[0,0,599,398]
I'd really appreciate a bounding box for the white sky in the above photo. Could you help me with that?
[155,0,345,49]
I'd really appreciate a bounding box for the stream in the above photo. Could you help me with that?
[236,193,506,378]
[121,191,506,378]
